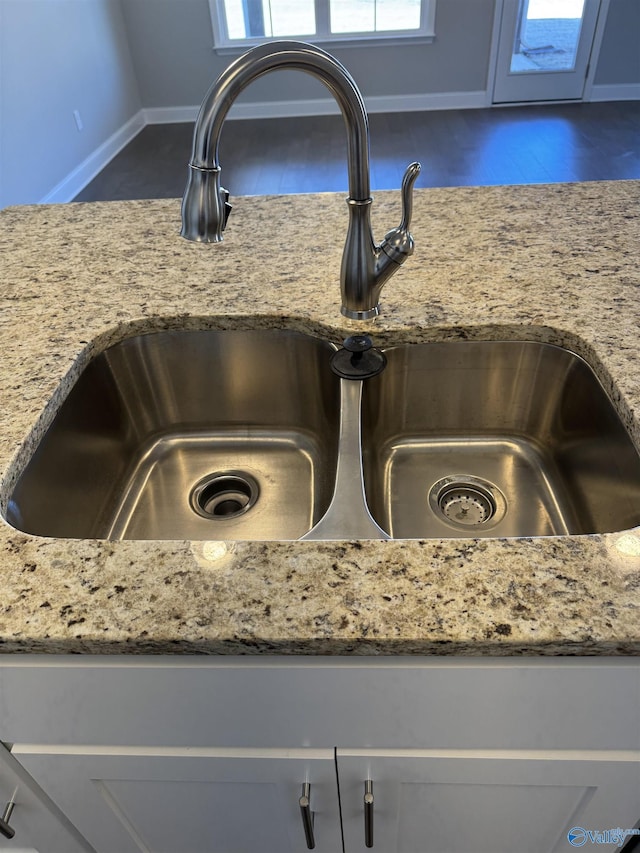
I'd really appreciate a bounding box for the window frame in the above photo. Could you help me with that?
[208,0,436,53]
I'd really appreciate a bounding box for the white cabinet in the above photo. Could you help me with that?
[1,657,638,853]
[12,743,640,853]
[338,749,640,853]
[13,747,341,853]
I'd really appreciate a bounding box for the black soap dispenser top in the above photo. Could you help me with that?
[330,335,387,380]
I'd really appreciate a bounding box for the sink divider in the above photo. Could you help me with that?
[302,379,389,541]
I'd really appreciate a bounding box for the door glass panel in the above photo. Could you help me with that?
[510,0,586,74]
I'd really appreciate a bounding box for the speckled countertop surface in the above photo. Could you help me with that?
[1,182,640,655]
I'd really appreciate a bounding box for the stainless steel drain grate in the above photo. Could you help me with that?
[429,476,507,530]
[439,487,494,525]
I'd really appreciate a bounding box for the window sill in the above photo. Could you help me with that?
[213,33,435,56]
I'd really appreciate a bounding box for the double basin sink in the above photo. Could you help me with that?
[6,328,640,541]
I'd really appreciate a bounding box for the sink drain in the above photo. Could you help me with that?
[190,472,259,520]
[429,476,506,530]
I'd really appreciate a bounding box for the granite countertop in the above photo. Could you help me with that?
[1,182,640,655]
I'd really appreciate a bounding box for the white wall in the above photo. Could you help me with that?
[594,0,640,86]
[0,0,142,208]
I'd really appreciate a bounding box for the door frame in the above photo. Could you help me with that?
[486,0,611,106]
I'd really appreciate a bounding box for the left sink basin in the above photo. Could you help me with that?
[5,329,341,540]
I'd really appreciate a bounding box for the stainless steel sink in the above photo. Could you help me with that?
[5,330,341,540]
[361,341,640,538]
[6,333,640,541]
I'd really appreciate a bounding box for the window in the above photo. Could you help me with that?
[209,0,436,50]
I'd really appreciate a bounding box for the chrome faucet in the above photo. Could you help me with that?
[180,40,421,320]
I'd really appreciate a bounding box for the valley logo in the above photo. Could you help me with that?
[568,826,640,847]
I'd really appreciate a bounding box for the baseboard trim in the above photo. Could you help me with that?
[143,90,488,124]
[40,112,146,204]
[37,92,486,205]
[37,80,639,205]
[50,79,639,204]
[589,83,640,102]
[142,106,200,125]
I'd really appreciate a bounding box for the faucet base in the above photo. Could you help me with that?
[341,305,380,321]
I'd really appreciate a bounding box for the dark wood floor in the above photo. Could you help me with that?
[74,101,640,201]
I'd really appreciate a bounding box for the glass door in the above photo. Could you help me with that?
[493,0,603,103]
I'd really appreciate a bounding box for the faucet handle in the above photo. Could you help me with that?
[399,161,421,232]
[380,161,421,262]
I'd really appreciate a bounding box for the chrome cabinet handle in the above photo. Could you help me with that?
[0,801,16,839]
[299,782,315,850]
[364,779,374,848]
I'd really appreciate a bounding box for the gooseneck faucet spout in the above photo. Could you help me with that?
[180,40,420,320]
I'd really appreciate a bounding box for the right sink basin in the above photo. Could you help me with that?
[361,340,640,538]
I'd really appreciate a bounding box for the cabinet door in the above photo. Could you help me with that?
[0,744,91,853]
[13,746,341,853]
[338,749,640,853]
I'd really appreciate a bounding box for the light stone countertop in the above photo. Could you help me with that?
[1,182,639,655]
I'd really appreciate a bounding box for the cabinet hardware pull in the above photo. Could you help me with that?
[0,801,16,839]
[364,779,374,848]
[299,782,315,849]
